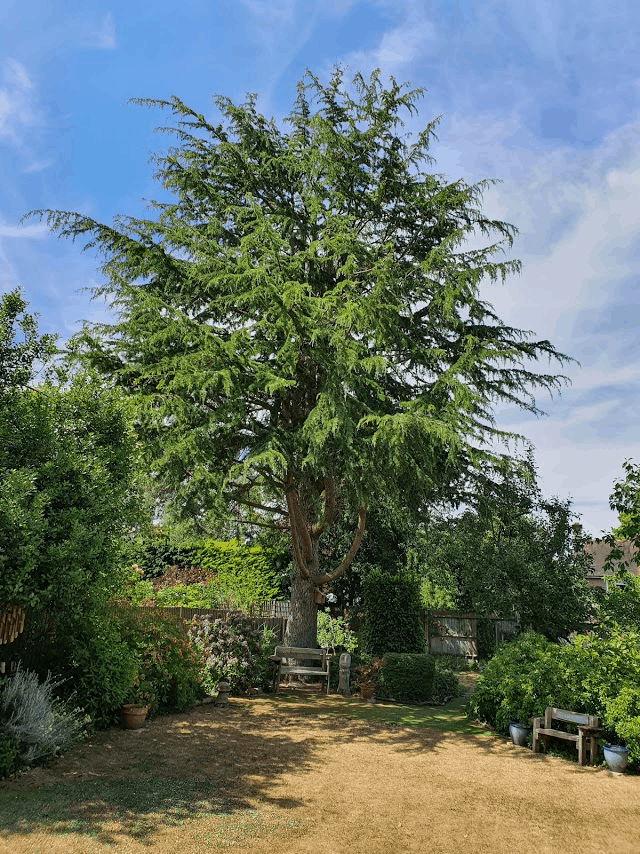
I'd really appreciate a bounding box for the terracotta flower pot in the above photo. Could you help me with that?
[360,685,375,700]
[120,704,149,729]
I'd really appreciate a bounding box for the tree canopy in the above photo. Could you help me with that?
[408,449,594,640]
[25,67,577,646]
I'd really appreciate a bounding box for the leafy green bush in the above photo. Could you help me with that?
[188,611,277,695]
[111,604,207,715]
[0,665,87,770]
[35,605,139,731]
[466,628,640,767]
[360,568,426,658]
[429,669,462,705]
[317,608,359,657]
[373,652,435,703]
[152,581,224,608]
[190,539,283,615]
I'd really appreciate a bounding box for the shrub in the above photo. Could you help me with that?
[317,608,359,657]
[360,568,426,658]
[466,628,640,767]
[373,652,435,703]
[0,665,87,769]
[35,605,139,731]
[111,604,207,715]
[429,669,462,705]
[188,611,277,695]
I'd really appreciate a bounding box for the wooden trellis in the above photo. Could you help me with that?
[0,605,26,646]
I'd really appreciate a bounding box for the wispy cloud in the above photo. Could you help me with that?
[76,12,117,50]
[0,222,49,238]
[0,59,38,144]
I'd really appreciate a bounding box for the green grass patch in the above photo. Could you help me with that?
[259,689,498,736]
[0,777,249,842]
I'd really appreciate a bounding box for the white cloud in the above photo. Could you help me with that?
[0,59,37,144]
[0,222,49,238]
[339,0,438,75]
[77,12,117,50]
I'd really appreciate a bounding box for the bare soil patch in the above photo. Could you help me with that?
[0,677,638,854]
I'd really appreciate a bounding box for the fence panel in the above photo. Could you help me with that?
[424,610,520,660]
[132,605,289,644]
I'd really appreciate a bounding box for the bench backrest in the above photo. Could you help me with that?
[544,707,597,728]
[273,646,328,663]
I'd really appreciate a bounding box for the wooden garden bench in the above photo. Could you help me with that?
[269,646,331,695]
[532,707,602,766]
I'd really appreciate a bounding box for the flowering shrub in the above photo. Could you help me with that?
[188,611,277,695]
[0,666,87,772]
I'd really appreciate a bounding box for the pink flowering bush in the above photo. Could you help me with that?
[188,611,277,695]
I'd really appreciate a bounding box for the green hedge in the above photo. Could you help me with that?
[374,652,435,703]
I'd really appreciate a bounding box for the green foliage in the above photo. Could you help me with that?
[360,567,426,658]
[36,606,139,731]
[317,608,359,656]
[110,605,207,715]
[0,288,57,391]
[0,729,18,778]
[411,450,593,640]
[466,628,640,766]
[188,611,277,695]
[0,665,87,770]
[429,668,462,705]
[592,577,640,632]
[0,366,144,613]
[190,539,284,615]
[373,652,436,703]
[28,67,576,653]
[151,581,223,608]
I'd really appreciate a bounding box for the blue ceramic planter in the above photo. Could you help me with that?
[509,722,531,746]
[603,744,628,774]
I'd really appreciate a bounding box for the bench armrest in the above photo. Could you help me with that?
[531,716,544,729]
[269,655,283,662]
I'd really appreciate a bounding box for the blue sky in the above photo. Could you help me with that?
[2,0,639,539]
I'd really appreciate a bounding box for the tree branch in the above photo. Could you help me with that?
[313,503,367,584]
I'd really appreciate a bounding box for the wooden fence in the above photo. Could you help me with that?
[424,610,520,660]
[128,605,289,644]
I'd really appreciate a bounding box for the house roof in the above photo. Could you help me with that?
[583,539,639,578]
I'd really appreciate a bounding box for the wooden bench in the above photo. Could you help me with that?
[269,646,331,695]
[532,707,602,766]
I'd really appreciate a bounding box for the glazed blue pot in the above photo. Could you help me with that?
[509,722,531,746]
[603,744,628,773]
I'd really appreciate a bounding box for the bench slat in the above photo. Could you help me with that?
[549,708,591,725]
[280,667,329,677]
[535,728,579,742]
[274,646,327,658]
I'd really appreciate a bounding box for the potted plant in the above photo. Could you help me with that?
[120,674,155,729]
[354,656,385,700]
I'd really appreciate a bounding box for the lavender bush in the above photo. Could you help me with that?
[0,665,87,769]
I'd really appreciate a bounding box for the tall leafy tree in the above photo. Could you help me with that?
[410,449,594,640]
[26,67,576,648]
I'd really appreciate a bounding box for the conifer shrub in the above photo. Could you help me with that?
[360,567,426,658]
